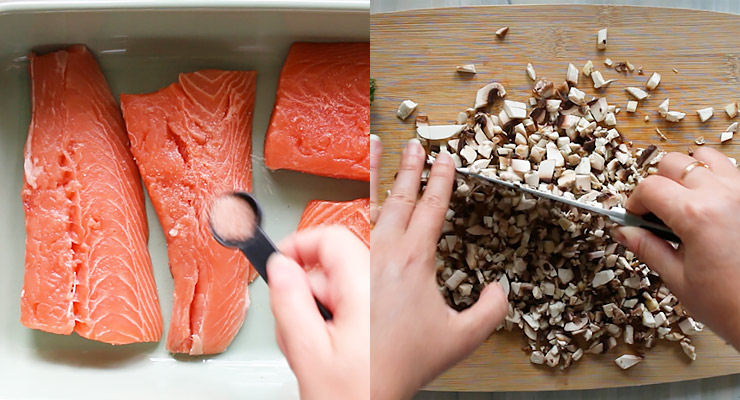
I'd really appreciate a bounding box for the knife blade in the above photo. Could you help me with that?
[456,167,680,243]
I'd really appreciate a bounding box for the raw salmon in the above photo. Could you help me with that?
[121,70,258,355]
[297,198,370,247]
[21,45,162,344]
[264,42,370,181]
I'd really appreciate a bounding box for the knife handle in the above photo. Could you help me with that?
[611,209,682,244]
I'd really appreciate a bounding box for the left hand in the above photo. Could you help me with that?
[370,138,508,400]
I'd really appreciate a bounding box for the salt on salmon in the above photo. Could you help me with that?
[21,45,162,344]
[297,198,370,247]
[121,70,258,355]
[264,42,370,181]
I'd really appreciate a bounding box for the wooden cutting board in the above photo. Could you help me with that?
[371,5,740,392]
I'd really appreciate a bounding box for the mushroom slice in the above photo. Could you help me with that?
[496,26,509,38]
[475,82,507,109]
[615,354,642,369]
[526,63,537,81]
[416,124,465,140]
[626,87,648,101]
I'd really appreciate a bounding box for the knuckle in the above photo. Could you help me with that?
[681,200,713,223]
[419,192,450,211]
[399,153,424,171]
[388,191,417,206]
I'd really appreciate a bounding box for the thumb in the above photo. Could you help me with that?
[612,226,686,296]
[450,282,508,354]
[267,253,331,368]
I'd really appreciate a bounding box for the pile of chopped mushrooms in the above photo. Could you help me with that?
[392,27,740,370]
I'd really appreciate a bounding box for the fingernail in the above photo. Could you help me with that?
[405,138,422,156]
[611,226,643,247]
[611,227,627,246]
[435,150,452,165]
[266,253,290,282]
[370,134,381,156]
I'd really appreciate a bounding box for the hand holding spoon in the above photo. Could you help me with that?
[209,192,333,320]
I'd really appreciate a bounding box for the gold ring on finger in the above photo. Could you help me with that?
[680,161,710,184]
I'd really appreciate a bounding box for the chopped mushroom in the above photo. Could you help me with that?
[604,58,613,67]
[721,131,733,143]
[397,100,418,120]
[694,136,705,146]
[566,63,578,85]
[646,72,661,90]
[665,111,686,122]
[604,112,617,126]
[568,87,586,105]
[697,107,714,123]
[615,354,643,369]
[597,28,607,50]
[590,98,608,122]
[626,87,648,101]
[658,98,670,116]
[504,100,528,119]
[526,63,537,81]
[591,70,616,89]
[626,101,638,113]
[475,82,507,109]
[582,60,594,76]
[457,64,477,74]
[423,63,703,371]
[532,79,555,99]
[592,269,615,287]
[680,340,697,361]
[496,26,509,38]
[725,102,738,119]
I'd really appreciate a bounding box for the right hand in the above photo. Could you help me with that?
[267,227,369,400]
[614,147,740,349]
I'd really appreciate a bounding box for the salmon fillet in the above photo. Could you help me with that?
[264,42,370,181]
[297,198,370,247]
[21,45,162,344]
[121,70,258,355]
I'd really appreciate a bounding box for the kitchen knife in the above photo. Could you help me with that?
[456,167,680,243]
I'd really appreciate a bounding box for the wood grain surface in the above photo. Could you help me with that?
[371,5,740,392]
